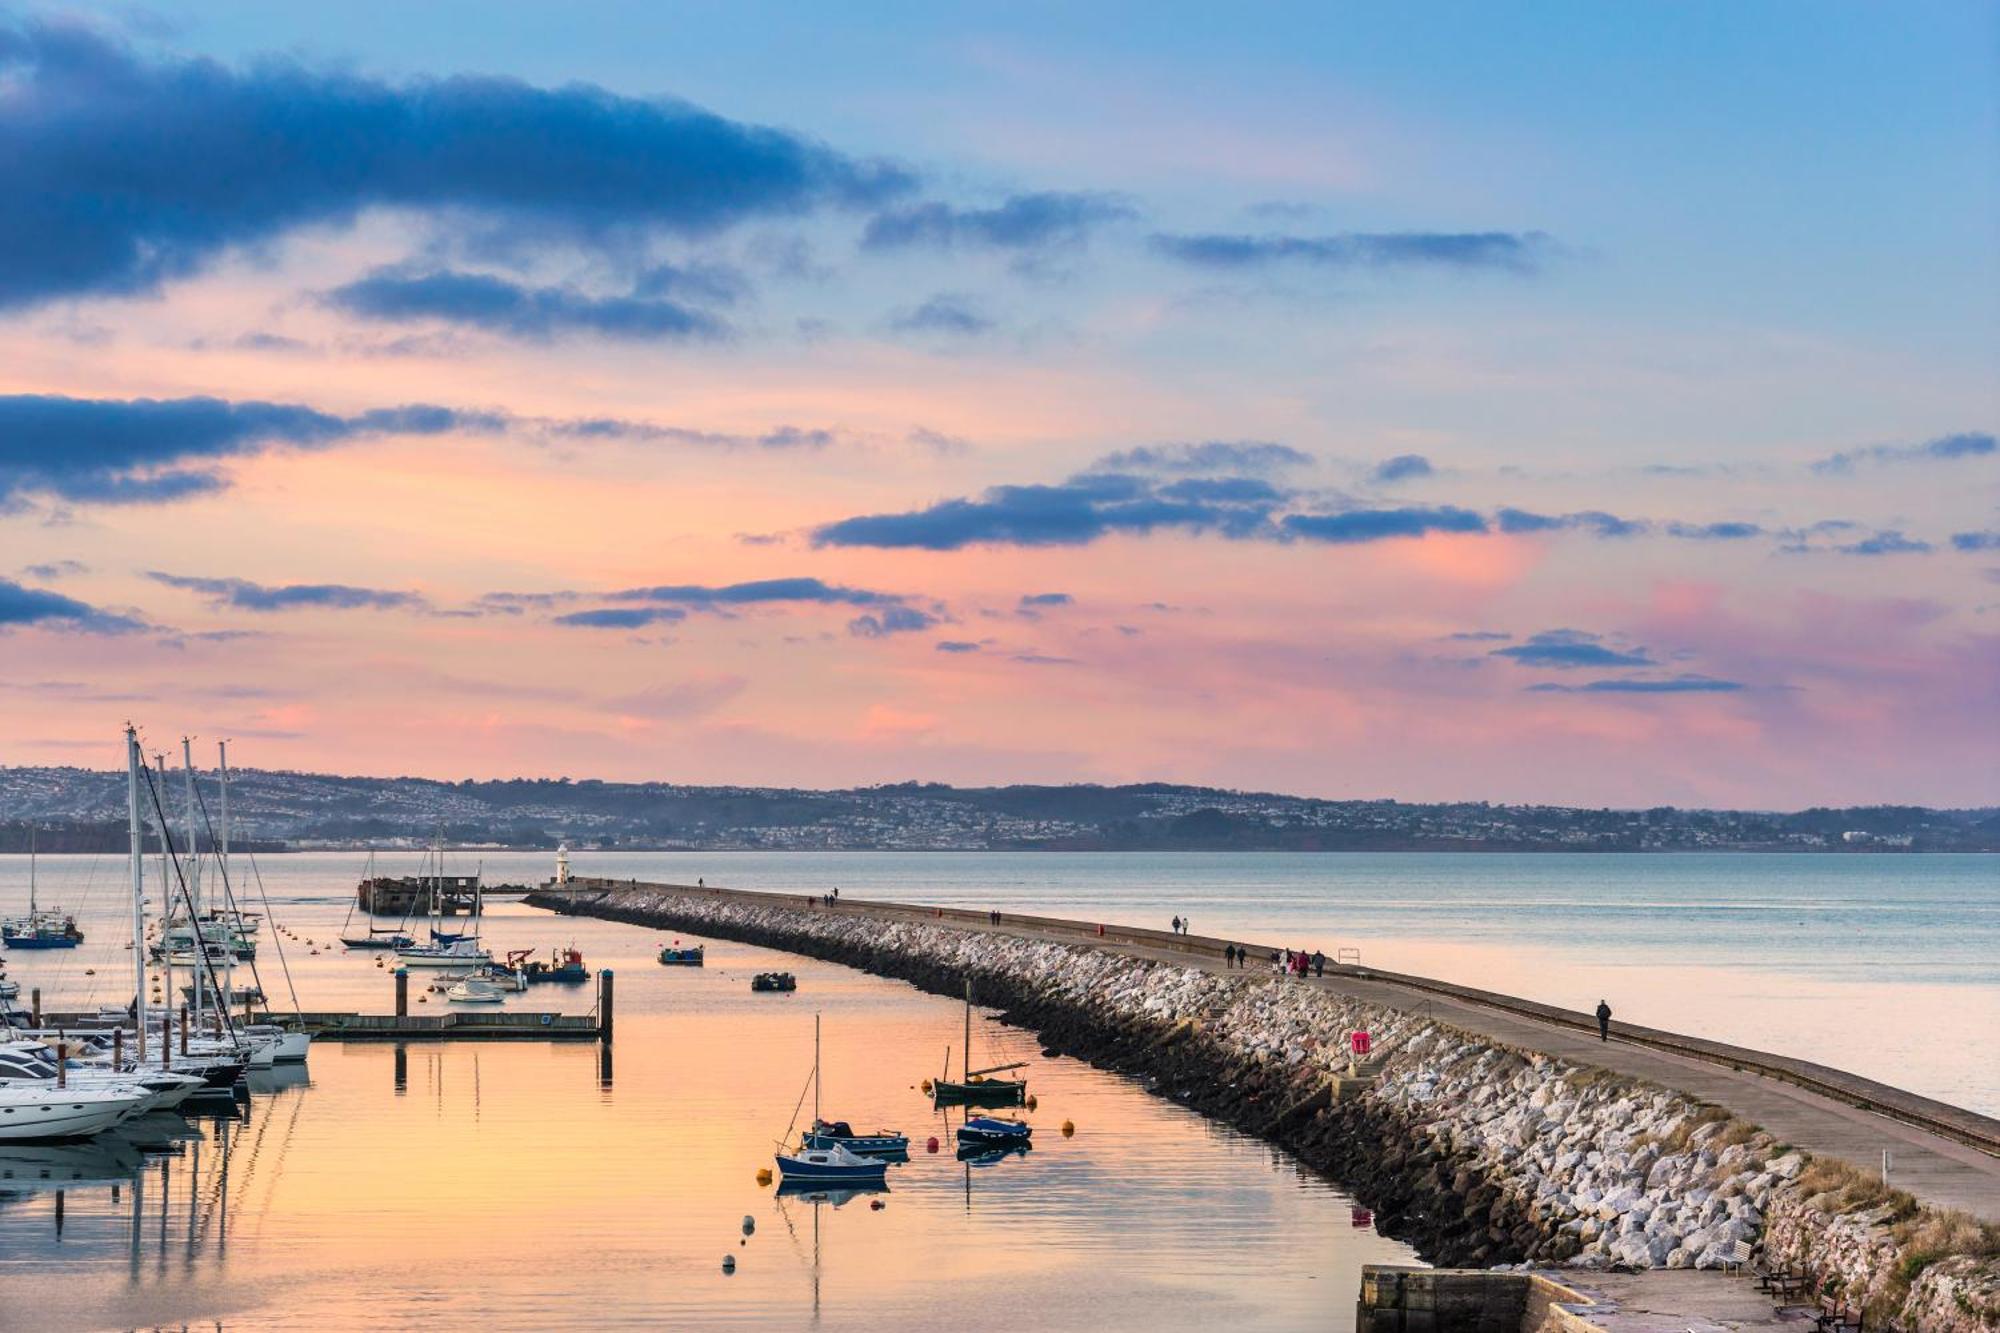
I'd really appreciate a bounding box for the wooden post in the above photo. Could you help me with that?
[55,1042,66,1088]
[162,1014,172,1068]
[113,1029,124,1067]
[599,969,614,1045]
[395,968,408,1018]
[30,987,39,1026]
[179,1005,188,1055]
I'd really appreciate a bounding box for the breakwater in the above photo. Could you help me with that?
[535,884,2000,1330]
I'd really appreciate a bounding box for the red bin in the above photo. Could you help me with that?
[1350,1030,1372,1056]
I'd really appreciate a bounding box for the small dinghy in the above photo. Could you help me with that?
[801,1119,910,1158]
[956,1115,1033,1147]
[444,977,507,1004]
[777,1141,890,1184]
[657,943,704,967]
[751,971,796,993]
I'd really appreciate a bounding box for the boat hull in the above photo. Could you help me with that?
[931,1079,1027,1107]
[776,1153,889,1183]
[0,1090,144,1141]
[801,1130,909,1158]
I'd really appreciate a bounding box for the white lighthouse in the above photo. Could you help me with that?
[554,842,572,886]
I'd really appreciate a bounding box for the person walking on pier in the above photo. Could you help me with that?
[1223,944,1236,968]
[1171,915,1181,935]
[1312,950,1325,978]
[1595,999,1612,1042]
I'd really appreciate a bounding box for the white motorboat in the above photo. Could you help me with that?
[240,1024,311,1063]
[0,1083,149,1140]
[445,977,506,1004]
[398,937,494,968]
[0,1043,206,1114]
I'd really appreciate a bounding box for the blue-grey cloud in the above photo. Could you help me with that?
[611,577,902,609]
[0,577,146,633]
[1282,506,1486,543]
[1496,508,1646,538]
[326,268,728,341]
[935,640,982,653]
[1371,454,1433,483]
[1019,592,1073,607]
[20,559,88,580]
[1833,531,1931,556]
[0,18,910,309]
[1528,675,1743,695]
[0,393,477,507]
[554,606,687,629]
[148,571,422,612]
[1950,531,2000,552]
[1810,431,1994,475]
[862,191,1135,252]
[847,605,938,637]
[1447,630,1512,642]
[813,472,1282,550]
[1091,441,1312,474]
[1666,521,1764,540]
[1012,652,1078,666]
[1493,630,1653,670]
[1149,230,1550,273]
[891,292,993,336]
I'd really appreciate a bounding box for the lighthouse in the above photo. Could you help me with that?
[554,842,572,886]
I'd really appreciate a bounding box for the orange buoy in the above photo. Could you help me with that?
[920,1078,933,1093]
[926,1136,940,1153]
[869,1199,885,1210]
[1026,1094,1038,1110]
[755,1167,773,1186]
[1061,1120,1075,1137]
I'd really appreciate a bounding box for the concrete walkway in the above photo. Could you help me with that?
[550,879,2000,1223]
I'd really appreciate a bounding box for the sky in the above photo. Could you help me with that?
[0,2,1995,806]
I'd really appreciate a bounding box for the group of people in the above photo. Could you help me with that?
[1214,944,1325,977]
[1169,915,1192,935]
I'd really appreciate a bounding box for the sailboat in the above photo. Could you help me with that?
[395,835,492,969]
[340,850,414,950]
[776,1016,894,1184]
[2,831,84,949]
[929,978,1028,1106]
[798,1014,910,1157]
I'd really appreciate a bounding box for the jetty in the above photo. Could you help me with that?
[533,878,2000,1331]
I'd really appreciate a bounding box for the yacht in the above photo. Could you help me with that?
[0,1083,148,1140]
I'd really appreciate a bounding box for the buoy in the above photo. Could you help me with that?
[84,969,95,976]
[869,1199,885,1211]
[1026,1094,1038,1110]
[755,1167,773,1186]
[418,995,428,1003]
[926,1136,940,1153]
[741,1215,755,1235]
[920,1078,932,1093]
[1061,1120,1075,1137]
[721,1256,736,1274]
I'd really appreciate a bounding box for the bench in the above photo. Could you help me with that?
[1815,1294,1864,1332]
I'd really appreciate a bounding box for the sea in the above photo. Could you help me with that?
[0,849,1992,1330]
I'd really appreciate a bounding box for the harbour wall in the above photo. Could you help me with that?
[534,883,1999,1330]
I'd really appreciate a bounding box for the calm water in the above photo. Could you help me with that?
[3,850,1996,1111]
[0,879,1410,1331]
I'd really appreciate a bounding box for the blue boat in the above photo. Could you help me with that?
[3,841,81,950]
[524,946,590,983]
[776,1142,891,1183]
[801,1119,910,1158]
[956,1116,1033,1147]
[657,943,704,967]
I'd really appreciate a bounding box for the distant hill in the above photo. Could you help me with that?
[1,766,1993,853]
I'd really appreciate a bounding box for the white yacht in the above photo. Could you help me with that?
[0,1083,149,1141]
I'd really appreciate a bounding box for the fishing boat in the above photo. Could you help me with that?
[930,978,1028,1106]
[2,833,83,950]
[956,1115,1033,1147]
[802,1119,910,1158]
[657,942,704,967]
[523,946,590,983]
[445,977,507,1004]
[752,971,797,993]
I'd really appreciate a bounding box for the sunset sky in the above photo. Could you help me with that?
[1,3,1994,805]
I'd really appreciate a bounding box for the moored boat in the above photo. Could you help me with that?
[523,946,590,983]
[956,1115,1033,1146]
[801,1119,909,1158]
[445,977,508,1004]
[751,971,796,992]
[657,942,704,967]
[776,1141,890,1184]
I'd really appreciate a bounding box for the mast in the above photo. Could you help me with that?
[217,740,234,1011]
[155,751,170,1037]
[813,1013,821,1125]
[217,740,230,887]
[181,738,202,1029]
[27,826,35,915]
[963,977,971,1082]
[125,726,148,1059]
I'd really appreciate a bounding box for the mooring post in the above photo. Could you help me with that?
[161,1014,172,1068]
[114,1028,124,1067]
[395,967,408,1018]
[30,987,40,1026]
[599,969,614,1045]
[179,1004,188,1055]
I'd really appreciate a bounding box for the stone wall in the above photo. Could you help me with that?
[542,886,1999,1328]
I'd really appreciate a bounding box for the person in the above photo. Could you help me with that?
[697,877,704,887]
[1595,999,1612,1042]
[1182,918,1191,936]
[1223,944,1235,968]
[1171,915,1181,934]
[1313,950,1325,978]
